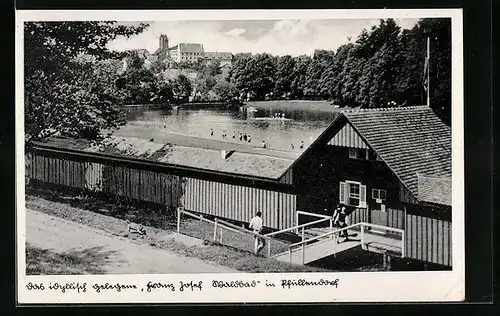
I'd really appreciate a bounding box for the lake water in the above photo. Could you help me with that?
[118,102,341,152]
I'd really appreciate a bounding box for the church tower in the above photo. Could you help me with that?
[159,34,169,56]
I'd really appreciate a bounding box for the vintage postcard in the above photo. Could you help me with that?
[15,9,464,304]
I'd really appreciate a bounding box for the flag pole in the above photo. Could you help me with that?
[426,37,430,107]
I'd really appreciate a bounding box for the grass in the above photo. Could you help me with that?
[179,216,291,256]
[26,244,112,275]
[25,189,331,273]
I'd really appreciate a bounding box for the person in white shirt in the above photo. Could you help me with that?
[249,212,266,255]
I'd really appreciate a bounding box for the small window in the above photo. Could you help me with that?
[372,188,387,200]
[349,148,369,160]
[348,148,359,159]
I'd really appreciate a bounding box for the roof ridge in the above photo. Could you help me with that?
[342,105,430,114]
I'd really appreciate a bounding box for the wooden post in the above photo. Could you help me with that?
[361,224,365,250]
[176,208,181,233]
[289,247,292,265]
[301,226,305,241]
[401,230,405,258]
[302,243,305,265]
[295,212,299,234]
[213,218,218,241]
[267,239,271,258]
[329,218,333,239]
[333,233,337,258]
[219,227,223,243]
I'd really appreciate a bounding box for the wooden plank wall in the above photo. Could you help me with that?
[27,152,296,230]
[350,207,369,224]
[28,154,185,209]
[183,178,296,230]
[405,213,452,266]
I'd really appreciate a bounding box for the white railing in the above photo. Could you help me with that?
[286,222,405,265]
[177,207,275,257]
[264,210,333,241]
[295,210,333,233]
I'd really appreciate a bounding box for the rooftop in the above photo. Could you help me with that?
[341,106,451,205]
[203,52,233,60]
[169,43,204,53]
[36,136,295,181]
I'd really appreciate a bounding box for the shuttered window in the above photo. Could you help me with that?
[359,184,367,208]
[339,182,346,204]
[341,181,367,208]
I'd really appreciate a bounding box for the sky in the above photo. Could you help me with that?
[107,19,420,57]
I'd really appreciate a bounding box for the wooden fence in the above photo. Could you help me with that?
[349,205,452,266]
[26,148,297,230]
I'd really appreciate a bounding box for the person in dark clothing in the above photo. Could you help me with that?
[243,133,248,142]
[334,205,350,243]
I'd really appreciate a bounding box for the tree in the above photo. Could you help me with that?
[213,80,239,104]
[229,53,276,100]
[24,21,149,143]
[290,56,311,99]
[273,55,296,98]
[172,74,192,102]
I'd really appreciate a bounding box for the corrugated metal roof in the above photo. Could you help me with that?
[342,106,452,203]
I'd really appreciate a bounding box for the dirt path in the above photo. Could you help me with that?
[26,208,239,274]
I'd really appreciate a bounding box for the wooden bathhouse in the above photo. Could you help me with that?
[26,106,452,267]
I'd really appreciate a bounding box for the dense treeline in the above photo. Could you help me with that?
[228,18,451,125]
[24,18,451,144]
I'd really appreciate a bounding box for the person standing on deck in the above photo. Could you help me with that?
[334,205,350,243]
[249,211,266,255]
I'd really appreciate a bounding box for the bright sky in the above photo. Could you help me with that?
[107,19,420,56]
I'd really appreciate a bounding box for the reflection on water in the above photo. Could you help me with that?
[120,103,340,152]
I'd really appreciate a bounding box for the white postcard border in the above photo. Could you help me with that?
[15,9,465,304]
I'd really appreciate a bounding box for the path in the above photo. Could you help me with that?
[26,209,239,274]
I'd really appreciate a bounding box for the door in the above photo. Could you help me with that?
[369,188,388,233]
